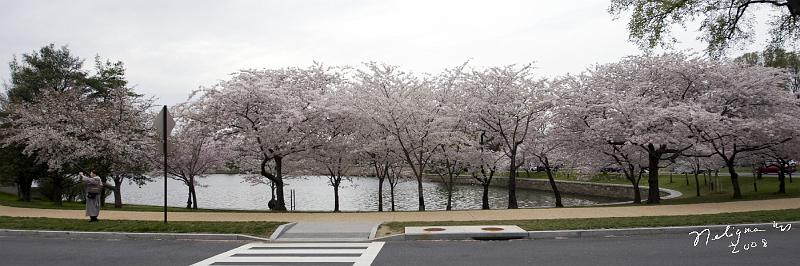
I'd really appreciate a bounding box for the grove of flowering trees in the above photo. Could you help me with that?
[171,52,799,211]
[1,45,154,207]
[3,46,798,212]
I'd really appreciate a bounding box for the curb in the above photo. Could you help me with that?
[269,222,296,240]
[374,233,405,241]
[368,222,381,240]
[0,229,270,241]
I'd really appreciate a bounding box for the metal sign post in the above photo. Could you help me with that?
[154,105,175,224]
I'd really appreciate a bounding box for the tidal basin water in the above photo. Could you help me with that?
[115,174,618,211]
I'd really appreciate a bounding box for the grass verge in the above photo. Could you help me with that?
[380,208,800,236]
[0,192,268,213]
[0,216,283,237]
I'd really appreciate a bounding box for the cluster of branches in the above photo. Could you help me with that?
[610,0,800,57]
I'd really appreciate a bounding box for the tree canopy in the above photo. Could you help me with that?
[609,0,800,57]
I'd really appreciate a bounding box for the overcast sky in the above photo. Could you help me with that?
[0,0,773,106]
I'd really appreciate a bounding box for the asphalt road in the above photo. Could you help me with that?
[2,226,798,266]
[373,228,800,266]
[0,235,242,266]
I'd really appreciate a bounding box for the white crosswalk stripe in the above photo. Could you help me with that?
[191,242,385,266]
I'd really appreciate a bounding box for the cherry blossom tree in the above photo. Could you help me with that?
[682,62,799,198]
[353,124,397,212]
[461,64,549,209]
[159,107,235,209]
[2,85,153,207]
[305,87,360,212]
[384,161,407,212]
[467,131,507,210]
[428,69,474,211]
[352,63,450,211]
[522,122,567,207]
[359,131,397,212]
[100,87,155,208]
[756,137,800,193]
[187,65,339,211]
[430,136,471,211]
[558,76,650,203]
[569,54,711,204]
[346,92,402,212]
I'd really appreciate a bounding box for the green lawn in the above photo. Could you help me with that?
[0,216,282,237]
[650,172,800,204]
[381,208,800,235]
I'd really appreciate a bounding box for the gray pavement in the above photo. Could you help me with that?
[0,235,242,266]
[374,226,800,266]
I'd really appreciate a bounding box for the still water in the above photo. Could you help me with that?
[116,175,618,211]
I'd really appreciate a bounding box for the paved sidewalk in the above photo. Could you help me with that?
[274,222,380,241]
[1,198,799,222]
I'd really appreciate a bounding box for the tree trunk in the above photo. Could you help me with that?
[630,169,642,204]
[390,184,396,212]
[777,169,786,194]
[646,145,661,204]
[704,172,707,186]
[726,161,742,199]
[270,181,275,200]
[99,177,107,208]
[446,188,453,211]
[508,152,518,209]
[375,163,384,212]
[377,175,384,212]
[632,181,642,203]
[191,187,198,209]
[186,189,193,209]
[16,182,21,200]
[191,177,198,209]
[185,178,196,209]
[694,171,700,197]
[18,179,32,202]
[52,176,63,207]
[544,166,563,208]
[445,170,454,211]
[416,174,425,211]
[113,178,123,208]
[273,156,287,211]
[333,181,340,212]
[482,183,490,210]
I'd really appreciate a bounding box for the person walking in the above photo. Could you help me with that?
[79,171,111,222]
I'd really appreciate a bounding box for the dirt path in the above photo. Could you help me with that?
[2,198,799,222]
